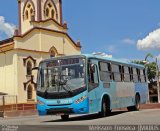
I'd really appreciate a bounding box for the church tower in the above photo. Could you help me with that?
[0,0,81,106]
[18,0,63,34]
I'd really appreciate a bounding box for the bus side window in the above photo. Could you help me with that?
[99,62,112,82]
[133,68,138,82]
[137,69,141,82]
[143,69,147,82]
[129,67,133,81]
[88,64,99,91]
[112,64,121,82]
[140,69,146,83]
[123,66,130,82]
[119,65,123,81]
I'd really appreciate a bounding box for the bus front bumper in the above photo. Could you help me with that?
[37,95,89,115]
[46,108,74,115]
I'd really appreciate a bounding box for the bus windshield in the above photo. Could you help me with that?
[37,57,86,93]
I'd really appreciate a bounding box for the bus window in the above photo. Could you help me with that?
[88,64,99,91]
[129,67,133,81]
[137,69,141,82]
[112,64,121,82]
[119,65,123,81]
[123,66,130,82]
[140,69,146,83]
[133,68,138,82]
[143,69,147,82]
[99,62,112,82]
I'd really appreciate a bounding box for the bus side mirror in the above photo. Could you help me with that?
[32,67,39,83]
[90,64,95,73]
[32,67,39,71]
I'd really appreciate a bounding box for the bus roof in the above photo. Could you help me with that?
[84,54,145,69]
[40,54,145,69]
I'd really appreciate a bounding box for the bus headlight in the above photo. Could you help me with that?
[37,100,44,105]
[75,96,87,104]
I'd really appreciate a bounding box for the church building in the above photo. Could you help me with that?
[0,0,81,104]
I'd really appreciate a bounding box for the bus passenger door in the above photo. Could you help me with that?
[88,61,99,113]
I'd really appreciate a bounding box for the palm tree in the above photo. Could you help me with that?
[145,53,153,61]
[144,53,160,103]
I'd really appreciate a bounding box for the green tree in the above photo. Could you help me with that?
[132,60,145,65]
[132,53,157,82]
[144,53,156,82]
[145,53,153,61]
[132,60,156,82]
[146,62,156,82]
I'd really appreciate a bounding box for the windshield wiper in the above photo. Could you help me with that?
[59,79,73,94]
[62,86,73,94]
[54,79,73,94]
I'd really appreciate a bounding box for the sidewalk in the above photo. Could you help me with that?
[113,103,160,111]
[140,103,160,109]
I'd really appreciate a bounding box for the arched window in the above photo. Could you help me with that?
[24,1,35,20]
[49,46,58,58]
[44,0,57,20]
[25,10,29,19]
[51,9,54,19]
[27,3,31,8]
[27,61,32,76]
[27,85,32,100]
[50,50,55,57]
[46,8,49,17]
[30,8,33,15]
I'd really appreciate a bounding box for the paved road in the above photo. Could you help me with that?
[0,109,160,131]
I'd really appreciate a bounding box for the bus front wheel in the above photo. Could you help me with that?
[61,115,69,121]
[100,98,111,117]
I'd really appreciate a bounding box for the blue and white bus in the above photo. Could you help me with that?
[36,54,149,120]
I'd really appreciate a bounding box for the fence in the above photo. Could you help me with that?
[0,95,36,112]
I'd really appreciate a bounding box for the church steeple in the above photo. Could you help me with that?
[18,0,63,35]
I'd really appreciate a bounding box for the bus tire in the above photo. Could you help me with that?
[127,94,140,111]
[61,115,69,121]
[99,97,111,117]
[134,94,140,111]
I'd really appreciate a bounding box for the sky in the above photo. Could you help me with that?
[0,0,160,62]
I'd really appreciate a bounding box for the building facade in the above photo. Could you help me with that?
[0,0,81,104]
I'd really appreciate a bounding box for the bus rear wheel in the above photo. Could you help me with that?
[134,94,140,110]
[127,94,140,111]
[61,115,69,121]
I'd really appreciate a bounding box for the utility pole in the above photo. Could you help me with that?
[155,58,160,103]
